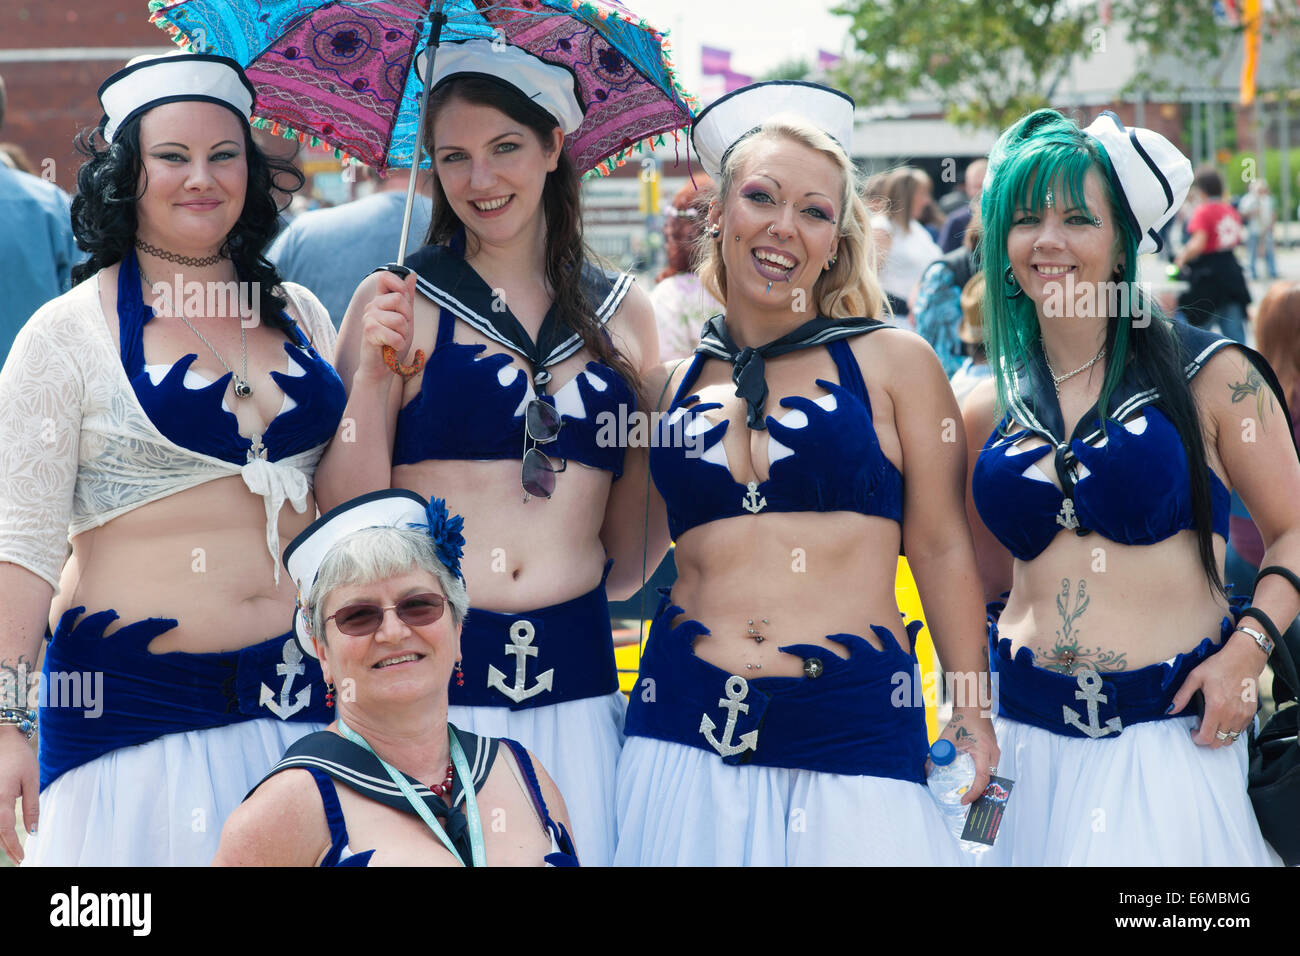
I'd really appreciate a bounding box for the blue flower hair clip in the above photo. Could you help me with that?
[417,497,466,581]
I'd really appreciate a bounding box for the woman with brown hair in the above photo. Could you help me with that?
[650,177,724,360]
[871,166,942,319]
[316,40,659,866]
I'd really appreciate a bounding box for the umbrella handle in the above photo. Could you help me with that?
[378,265,426,380]
[396,0,449,267]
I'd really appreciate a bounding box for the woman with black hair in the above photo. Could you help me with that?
[0,53,346,865]
[962,109,1300,865]
[316,40,659,866]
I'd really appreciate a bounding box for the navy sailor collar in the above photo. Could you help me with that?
[389,237,632,385]
[1001,322,1269,456]
[254,724,498,815]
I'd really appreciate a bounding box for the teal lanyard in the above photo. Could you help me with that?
[337,719,486,867]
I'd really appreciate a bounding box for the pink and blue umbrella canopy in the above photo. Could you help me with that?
[149,0,697,175]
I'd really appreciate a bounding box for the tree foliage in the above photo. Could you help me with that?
[830,1,1300,132]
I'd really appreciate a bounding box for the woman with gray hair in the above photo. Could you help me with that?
[214,490,578,866]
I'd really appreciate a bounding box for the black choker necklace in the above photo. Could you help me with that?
[135,238,225,268]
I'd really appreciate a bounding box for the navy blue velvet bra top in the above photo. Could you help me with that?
[971,324,1246,561]
[391,243,637,476]
[118,248,345,464]
[650,331,903,540]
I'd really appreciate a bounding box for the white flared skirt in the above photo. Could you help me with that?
[23,718,324,867]
[976,714,1281,866]
[613,736,964,866]
[450,689,626,866]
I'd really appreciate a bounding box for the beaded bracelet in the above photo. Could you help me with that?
[0,708,36,742]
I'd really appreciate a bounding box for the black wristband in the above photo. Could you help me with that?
[1254,565,1300,600]
[1239,606,1284,652]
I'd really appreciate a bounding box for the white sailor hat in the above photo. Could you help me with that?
[1083,111,1192,255]
[417,38,584,135]
[283,489,448,659]
[691,80,855,180]
[98,51,256,143]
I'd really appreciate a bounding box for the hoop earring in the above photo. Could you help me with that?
[1003,265,1023,299]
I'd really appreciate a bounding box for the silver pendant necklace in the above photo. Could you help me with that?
[1044,341,1105,398]
[141,266,253,398]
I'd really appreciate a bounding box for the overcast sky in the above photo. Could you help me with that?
[634,0,854,95]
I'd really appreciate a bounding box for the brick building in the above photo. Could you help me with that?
[0,3,173,192]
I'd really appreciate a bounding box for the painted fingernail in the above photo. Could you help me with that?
[28,824,36,834]
[1165,703,1175,714]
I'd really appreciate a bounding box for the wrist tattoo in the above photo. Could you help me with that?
[0,655,34,710]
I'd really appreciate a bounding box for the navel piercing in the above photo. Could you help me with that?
[746,619,769,643]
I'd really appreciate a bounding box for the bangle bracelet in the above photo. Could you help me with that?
[1239,606,1283,657]
[0,708,36,742]
[1235,625,1275,658]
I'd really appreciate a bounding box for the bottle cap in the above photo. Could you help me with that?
[930,739,956,765]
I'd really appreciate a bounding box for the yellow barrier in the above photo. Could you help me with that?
[615,556,941,742]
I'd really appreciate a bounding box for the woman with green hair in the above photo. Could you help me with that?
[962,109,1298,865]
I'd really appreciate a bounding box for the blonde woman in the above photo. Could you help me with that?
[615,82,997,866]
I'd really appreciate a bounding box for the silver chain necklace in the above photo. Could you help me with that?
[140,266,253,398]
[1044,341,1106,397]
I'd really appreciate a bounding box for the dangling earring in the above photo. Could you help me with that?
[454,660,465,687]
[1003,265,1023,299]
[825,254,838,270]
[325,682,335,708]
[707,223,721,239]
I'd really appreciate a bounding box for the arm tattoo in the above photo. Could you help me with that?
[0,655,34,710]
[1228,360,1275,429]
[1038,579,1128,674]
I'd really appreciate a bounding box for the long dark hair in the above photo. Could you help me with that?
[981,109,1224,597]
[70,112,304,334]
[422,76,642,403]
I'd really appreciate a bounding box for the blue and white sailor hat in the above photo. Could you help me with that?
[1083,111,1192,255]
[283,489,465,658]
[691,80,855,179]
[98,51,256,143]
[417,38,584,135]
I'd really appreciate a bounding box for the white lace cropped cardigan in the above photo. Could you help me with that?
[0,273,338,591]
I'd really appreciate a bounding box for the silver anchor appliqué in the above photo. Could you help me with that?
[486,621,555,703]
[699,675,760,758]
[259,638,312,719]
[1061,668,1123,738]
[1056,498,1080,530]
[741,481,767,514]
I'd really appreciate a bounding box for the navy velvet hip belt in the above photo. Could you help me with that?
[448,572,617,710]
[39,606,330,790]
[987,598,1243,739]
[623,590,931,783]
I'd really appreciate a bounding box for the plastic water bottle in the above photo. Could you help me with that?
[926,739,987,855]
